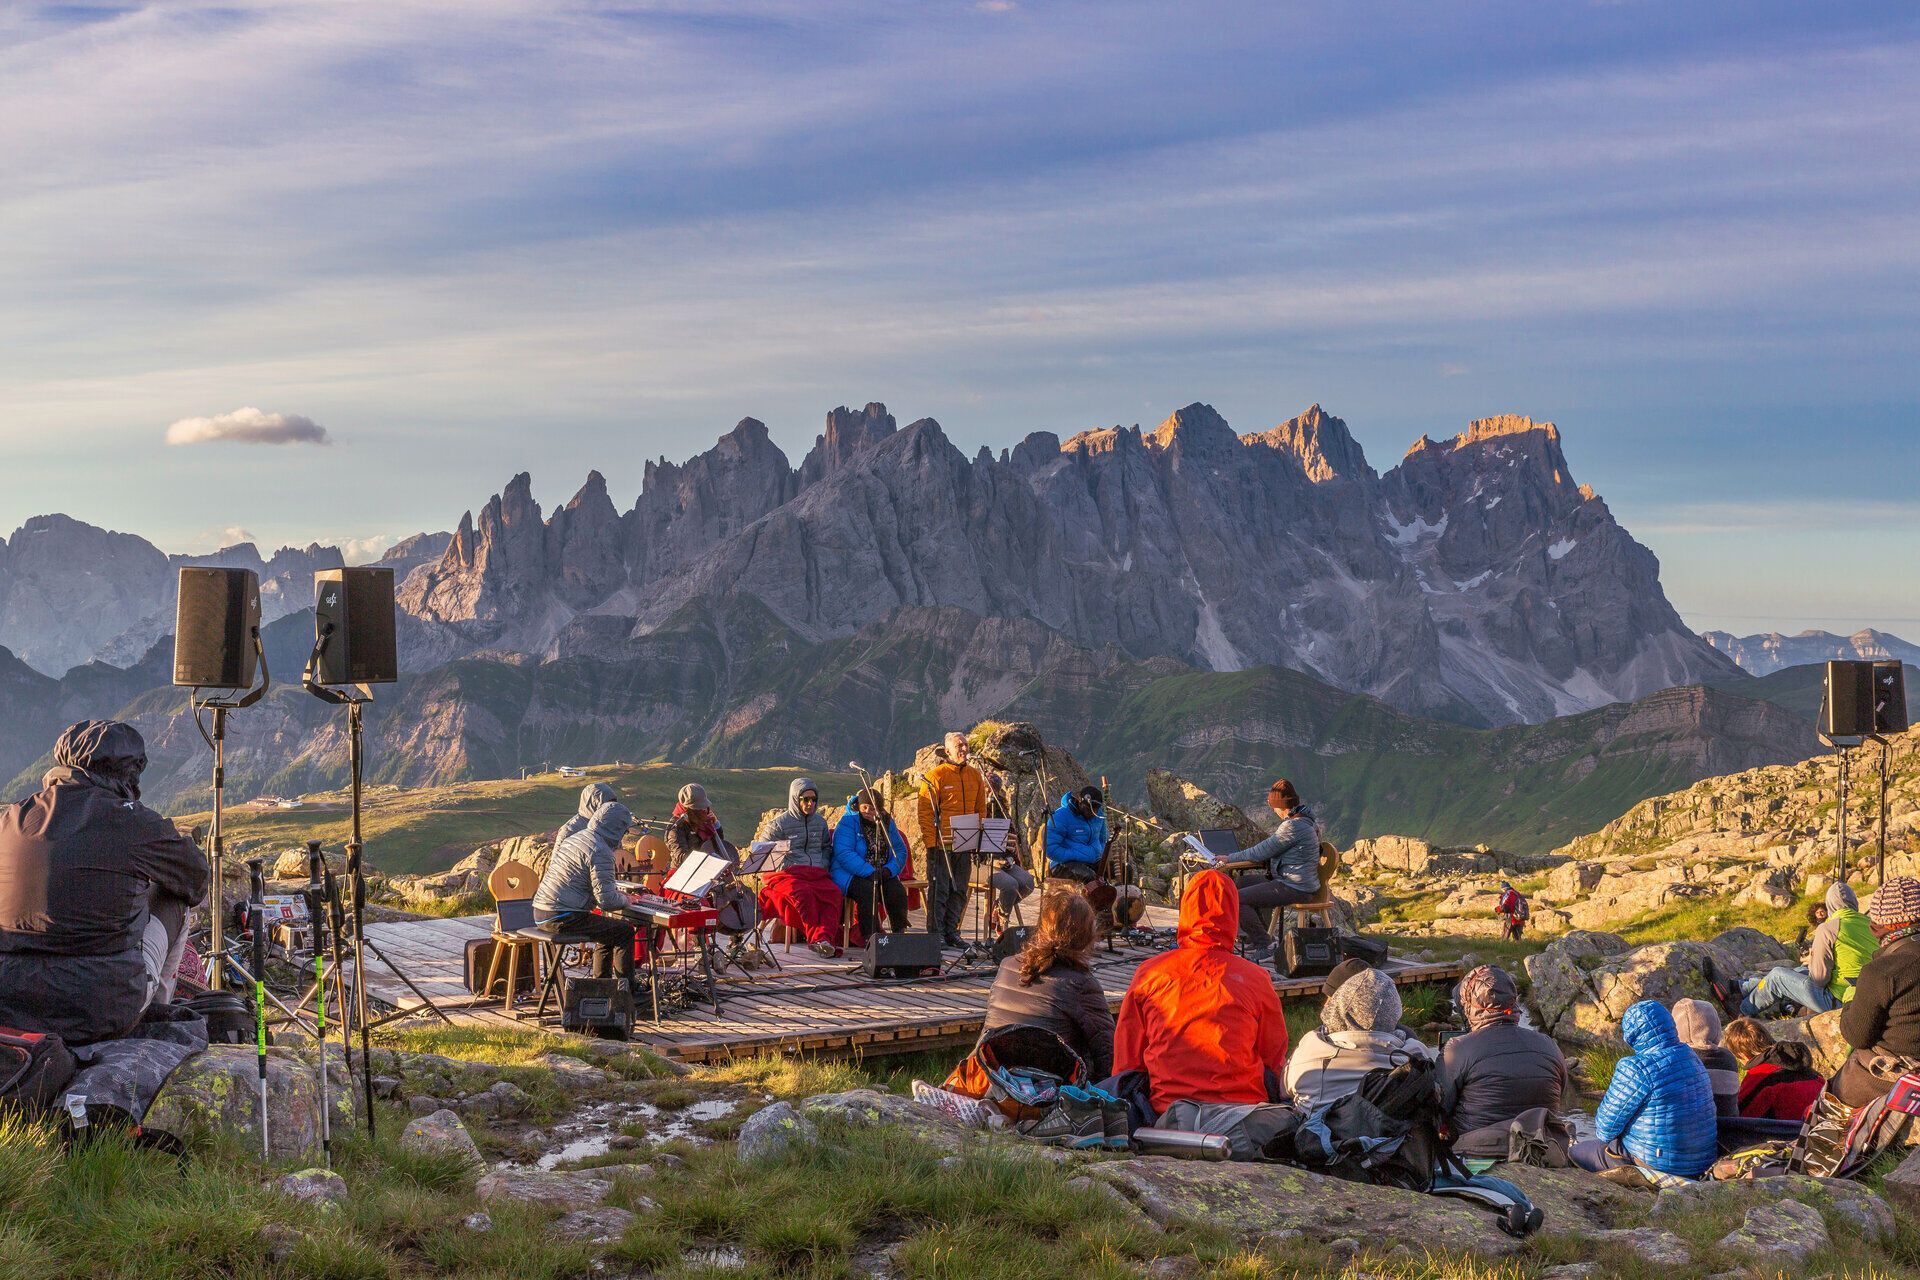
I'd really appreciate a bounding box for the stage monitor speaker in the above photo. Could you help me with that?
[1874,660,1909,735]
[1824,660,1876,739]
[173,567,260,688]
[313,567,398,685]
[990,925,1033,964]
[859,931,944,978]
[1280,926,1338,978]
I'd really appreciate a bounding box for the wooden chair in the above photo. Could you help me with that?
[483,860,565,1020]
[1290,841,1343,929]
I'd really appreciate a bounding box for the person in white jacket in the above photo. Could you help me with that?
[1283,968,1433,1112]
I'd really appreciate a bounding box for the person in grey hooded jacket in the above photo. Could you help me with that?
[534,801,638,984]
[755,777,845,956]
[555,782,620,849]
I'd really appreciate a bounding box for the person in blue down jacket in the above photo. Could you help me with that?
[832,790,911,945]
[1045,787,1109,883]
[1570,1000,1718,1181]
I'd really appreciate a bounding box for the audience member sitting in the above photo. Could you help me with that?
[0,720,210,1045]
[1231,779,1321,961]
[1111,869,1292,1159]
[533,799,638,989]
[1570,999,1717,1182]
[1831,875,1920,1108]
[1439,965,1569,1158]
[980,891,1115,1079]
[1724,1017,1822,1122]
[666,782,731,864]
[1742,882,1877,1018]
[755,777,843,958]
[1284,967,1434,1113]
[1044,787,1108,883]
[832,790,911,944]
[1672,998,1740,1117]
[555,782,619,848]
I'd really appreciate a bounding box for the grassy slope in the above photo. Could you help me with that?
[172,765,859,875]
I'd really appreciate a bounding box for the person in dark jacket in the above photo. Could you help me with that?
[0,720,210,1045]
[1831,876,1920,1108]
[755,777,843,958]
[1230,780,1321,957]
[533,801,637,986]
[666,782,731,865]
[1440,965,1569,1157]
[1672,998,1740,1118]
[1571,1000,1717,1181]
[1044,788,1108,883]
[980,890,1115,1079]
[831,791,910,945]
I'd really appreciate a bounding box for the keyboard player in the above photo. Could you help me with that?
[532,799,639,990]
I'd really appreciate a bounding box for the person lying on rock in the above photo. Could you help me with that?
[755,777,843,958]
[1671,998,1739,1117]
[0,720,209,1045]
[1723,1017,1822,1122]
[1228,779,1321,963]
[1569,999,1717,1183]
[1110,869,1292,1159]
[1284,967,1433,1113]
[832,789,911,945]
[1740,882,1877,1019]
[666,782,732,864]
[1829,875,1920,1109]
[980,891,1114,1080]
[1044,787,1108,884]
[1439,964,1569,1159]
[532,799,638,990]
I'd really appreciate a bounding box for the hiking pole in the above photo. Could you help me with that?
[305,840,332,1169]
[323,864,354,1126]
[245,856,271,1160]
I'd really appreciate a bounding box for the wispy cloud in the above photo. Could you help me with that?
[164,406,329,446]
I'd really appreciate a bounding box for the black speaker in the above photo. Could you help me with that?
[312,567,398,685]
[1874,661,1909,734]
[561,977,633,1040]
[173,567,260,688]
[1825,660,1876,738]
[859,932,944,978]
[990,925,1033,964]
[1280,926,1338,977]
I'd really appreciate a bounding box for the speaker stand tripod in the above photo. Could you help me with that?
[191,627,267,992]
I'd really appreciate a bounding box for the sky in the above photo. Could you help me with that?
[0,2,1915,636]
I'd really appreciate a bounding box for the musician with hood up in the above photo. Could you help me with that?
[0,720,209,1044]
[755,777,844,958]
[555,782,620,848]
[534,799,639,987]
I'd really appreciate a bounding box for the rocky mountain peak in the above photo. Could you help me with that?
[799,403,898,488]
[1246,404,1372,483]
[1462,414,1558,446]
[1146,402,1236,454]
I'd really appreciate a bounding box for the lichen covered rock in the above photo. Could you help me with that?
[143,1045,353,1160]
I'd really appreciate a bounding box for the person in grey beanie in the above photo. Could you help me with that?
[1283,968,1432,1112]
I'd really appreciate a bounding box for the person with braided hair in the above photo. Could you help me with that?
[977,890,1114,1078]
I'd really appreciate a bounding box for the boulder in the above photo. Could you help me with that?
[1735,868,1796,910]
[271,848,343,880]
[1538,860,1604,905]
[1144,770,1265,850]
[275,1167,348,1207]
[459,1080,533,1120]
[1716,1199,1827,1263]
[475,1163,652,1208]
[1706,927,1793,973]
[1652,1174,1892,1244]
[400,1108,484,1171]
[1585,1227,1690,1266]
[1762,1008,1849,1075]
[1887,1146,1920,1218]
[548,1206,639,1245]
[1526,937,1742,1044]
[737,1101,819,1163]
[799,1088,984,1153]
[144,1046,354,1160]
[382,846,498,910]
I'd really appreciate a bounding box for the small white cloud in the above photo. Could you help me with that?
[338,533,397,564]
[1439,362,1469,377]
[165,406,330,446]
[977,0,1017,11]
[218,525,256,545]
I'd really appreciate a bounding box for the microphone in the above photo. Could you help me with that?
[847,760,865,773]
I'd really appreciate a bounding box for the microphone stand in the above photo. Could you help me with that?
[190,628,268,991]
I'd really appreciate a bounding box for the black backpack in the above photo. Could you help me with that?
[1297,1054,1454,1192]
[0,1025,77,1118]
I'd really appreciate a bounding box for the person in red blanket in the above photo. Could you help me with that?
[755,778,844,958]
[1724,1017,1823,1122]
[1495,881,1529,941]
[1111,869,1291,1159]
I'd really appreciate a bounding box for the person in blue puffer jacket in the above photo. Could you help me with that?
[832,790,911,945]
[1044,787,1109,883]
[1571,1000,1717,1181]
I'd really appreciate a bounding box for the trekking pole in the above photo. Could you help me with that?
[323,865,353,1126]
[244,856,271,1160]
[305,840,332,1169]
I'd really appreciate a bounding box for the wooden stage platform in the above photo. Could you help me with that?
[356,904,1463,1064]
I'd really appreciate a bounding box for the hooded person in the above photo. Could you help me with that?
[1741,881,1878,1018]
[1110,870,1290,1152]
[1571,1000,1717,1182]
[0,720,210,1045]
[666,782,730,864]
[832,790,910,945]
[533,801,639,986]
[1439,964,1569,1156]
[1044,787,1109,883]
[555,782,619,848]
[1671,998,1740,1118]
[755,777,844,958]
[1831,875,1920,1107]
[1283,967,1434,1114]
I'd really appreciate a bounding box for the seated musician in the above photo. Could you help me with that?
[666,782,731,865]
[755,778,843,959]
[532,800,638,988]
[832,789,912,944]
[555,782,619,848]
[1044,787,1108,884]
[1224,779,1321,962]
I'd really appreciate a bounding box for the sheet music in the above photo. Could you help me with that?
[665,850,730,897]
[1181,833,1213,859]
[978,817,1012,855]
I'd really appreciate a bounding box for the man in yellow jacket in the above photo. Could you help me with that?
[915,732,1031,947]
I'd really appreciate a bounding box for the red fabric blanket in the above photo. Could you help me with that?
[760,865,845,946]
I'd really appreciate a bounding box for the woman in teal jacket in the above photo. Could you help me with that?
[832,791,909,943]
[1044,787,1109,882]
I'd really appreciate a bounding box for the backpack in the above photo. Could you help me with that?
[0,1025,77,1117]
[943,1024,1090,1124]
[1295,1054,1450,1192]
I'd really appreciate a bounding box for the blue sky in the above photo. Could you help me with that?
[0,1,1914,633]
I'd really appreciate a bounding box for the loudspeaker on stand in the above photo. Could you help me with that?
[174,567,261,688]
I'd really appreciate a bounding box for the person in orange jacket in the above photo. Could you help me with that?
[915,732,1032,948]
[1111,869,1292,1158]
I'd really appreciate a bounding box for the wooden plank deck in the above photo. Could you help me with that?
[356,903,1464,1063]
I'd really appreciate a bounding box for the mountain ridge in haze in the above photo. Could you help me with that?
[1703,627,1920,676]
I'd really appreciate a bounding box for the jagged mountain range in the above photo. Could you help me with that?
[1703,627,1920,677]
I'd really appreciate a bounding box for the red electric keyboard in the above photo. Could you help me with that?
[623,892,719,930]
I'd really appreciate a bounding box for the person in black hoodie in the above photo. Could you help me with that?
[0,721,209,1044]
[1832,876,1920,1107]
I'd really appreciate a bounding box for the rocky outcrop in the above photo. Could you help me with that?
[1525,932,1755,1044]
[144,1046,356,1160]
[1145,769,1266,849]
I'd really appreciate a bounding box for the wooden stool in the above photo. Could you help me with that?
[1289,842,1343,929]
[484,860,565,1020]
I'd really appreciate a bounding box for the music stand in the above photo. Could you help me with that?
[950,816,1015,943]
[666,851,731,898]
